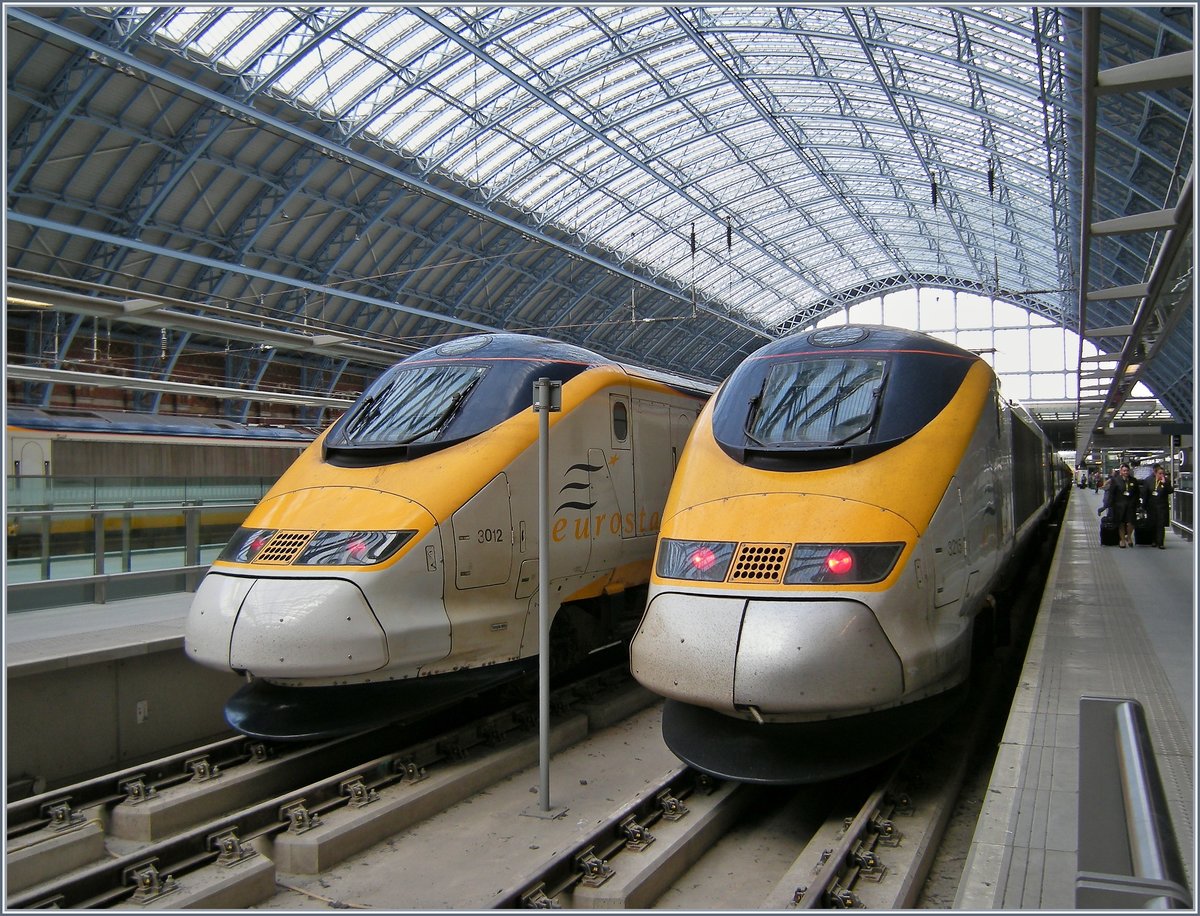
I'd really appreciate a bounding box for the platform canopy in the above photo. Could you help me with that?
[5,6,1193,439]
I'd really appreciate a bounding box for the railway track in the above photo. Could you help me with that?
[491,669,998,910]
[6,690,957,910]
[4,674,1004,910]
[5,664,644,909]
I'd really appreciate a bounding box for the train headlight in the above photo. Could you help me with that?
[656,539,736,581]
[783,544,903,584]
[219,528,277,563]
[294,530,416,566]
[218,528,416,566]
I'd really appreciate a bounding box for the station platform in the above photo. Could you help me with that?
[5,591,240,792]
[5,591,194,676]
[5,485,1195,908]
[956,486,1195,909]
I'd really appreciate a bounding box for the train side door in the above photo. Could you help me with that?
[451,473,514,590]
[930,478,968,612]
[609,394,635,537]
[670,406,697,471]
[632,397,673,538]
[968,395,1004,582]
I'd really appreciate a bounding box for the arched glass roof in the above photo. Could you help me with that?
[4,5,1193,436]
[121,5,1078,328]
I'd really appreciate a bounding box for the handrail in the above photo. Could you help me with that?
[1170,489,1192,541]
[7,502,256,519]
[6,565,210,613]
[6,475,274,512]
[1076,696,1193,908]
[6,501,253,586]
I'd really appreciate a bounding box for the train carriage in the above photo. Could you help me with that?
[629,325,1068,783]
[184,333,711,739]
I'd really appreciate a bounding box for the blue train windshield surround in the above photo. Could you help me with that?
[713,326,976,470]
[323,333,604,465]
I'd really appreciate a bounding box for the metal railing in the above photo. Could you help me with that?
[6,564,213,613]
[7,475,273,511]
[1170,488,1192,541]
[1076,696,1193,909]
[6,500,256,612]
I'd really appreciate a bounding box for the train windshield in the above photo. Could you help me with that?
[330,364,486,448]
[746,357,886,447]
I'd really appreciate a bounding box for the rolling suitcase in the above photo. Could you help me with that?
[1133,507,1154,545]
[1100,513,1119,546]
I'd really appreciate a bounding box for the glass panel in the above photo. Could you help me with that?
[1030,327,1067,371]
[993,301,1031,328]
[1030,373,1067,399]
[882,291,918,328]
[747,358,886,446]
[612,401,629,442]
[920,291,956,329]
[957,330,993,357]
[333,365,485,447]
[956,293,993,329]
[998,374,1030,400]
[847,300,883,325]
[994,329,1030,372]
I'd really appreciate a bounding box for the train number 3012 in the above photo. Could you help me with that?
[477,528,505,543]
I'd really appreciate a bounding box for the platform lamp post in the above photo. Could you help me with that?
[532,377,561,812]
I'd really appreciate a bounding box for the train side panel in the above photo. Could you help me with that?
[432,375,698,674]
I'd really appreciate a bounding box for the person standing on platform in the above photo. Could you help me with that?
[1107,463,1141,548]
[1143,463,1174,549]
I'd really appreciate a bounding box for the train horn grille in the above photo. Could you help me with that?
[728,543,790,583]
[255,530,314,565]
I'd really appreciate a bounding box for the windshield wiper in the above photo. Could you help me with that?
[393,376,481,445]
[824,370,889,447]
[743,379,768,445]
[341,394,380,439]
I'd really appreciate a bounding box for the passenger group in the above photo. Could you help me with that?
[1098,462,1175,549]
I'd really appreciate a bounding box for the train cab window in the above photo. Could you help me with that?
[323,335,601,466]
[612,400,629,443]
[711,326,977,470]
[326,364,485,452]
[746,357,886,447]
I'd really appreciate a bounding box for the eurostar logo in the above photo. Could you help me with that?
[550,458,659,542]
[555,461,600,513]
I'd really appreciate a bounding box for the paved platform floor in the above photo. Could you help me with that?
[5,591,194,676]
[956,487,1195,909]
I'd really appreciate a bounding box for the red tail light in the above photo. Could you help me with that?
[656,539,736,581]
[784,543,903,584]
[824,548,854,575]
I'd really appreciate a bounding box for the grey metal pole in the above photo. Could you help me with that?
[532,377,561,811]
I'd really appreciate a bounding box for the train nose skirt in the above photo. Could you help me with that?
[660,686,967,784]
[225,659,537,741]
